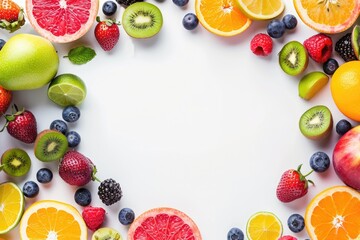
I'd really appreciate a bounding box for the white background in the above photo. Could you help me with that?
[0,0,353,239]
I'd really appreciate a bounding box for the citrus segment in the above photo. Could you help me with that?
[19,200,87,239]
[246,211,282,240]
[0,182,24,234]
[25,0,99,43]
[195,0,251,37]
[236,0,285,20]
[293,0,360,34]
[305,186,360,239]
[128,207,202,240]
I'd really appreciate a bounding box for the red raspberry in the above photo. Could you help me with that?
[82,206,106,231]
[303,33,332,63]
[278,235,297,240]
[250,33,273,56]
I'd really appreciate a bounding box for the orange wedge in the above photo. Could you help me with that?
[293,0,360,34]
[195,0,251,37]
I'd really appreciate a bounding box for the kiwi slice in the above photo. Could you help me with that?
[299,105,333,140]
[279,41,308,76]
[0,148,31,177]
[34,129,68,162]
[122,2,163,39]
[92,227,121,240]
[352,25,360,59]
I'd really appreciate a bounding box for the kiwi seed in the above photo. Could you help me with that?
[34,129,68,162]
[299,105,333,140]
[0,148,31,177]
[279,41,308,76]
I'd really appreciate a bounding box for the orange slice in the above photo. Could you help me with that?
[237,0,285,20]
[195,0,251,37]
[293,0,360,34]
[305,186,360,239]
[19,200,87,239]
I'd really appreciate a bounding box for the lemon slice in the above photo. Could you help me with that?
[236,0,285,20]
[246,211,283,240]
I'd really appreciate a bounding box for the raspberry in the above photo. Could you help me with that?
[250,33,273,56]
[278,236,297,240]
[335,32,357,62]
[82,206,106,231]
[303,33,332,63]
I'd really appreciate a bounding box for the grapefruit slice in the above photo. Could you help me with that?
[25,0,99,43]
[128,207,202,240]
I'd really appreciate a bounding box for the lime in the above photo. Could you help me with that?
[246,211,283,240]
[0,182,25,234]
[47,73,87,107]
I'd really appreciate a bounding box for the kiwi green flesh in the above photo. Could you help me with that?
[298,71,329,100]
[352,25,360,59]
[299,105,333,140]
[279,41,308,76]
[35,131,68,162]
[122,2,163,39]
[92,227,121,240]
[1,148,31,177]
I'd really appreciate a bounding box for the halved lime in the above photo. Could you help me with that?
[246,211,283,240]
[47,73,87,107]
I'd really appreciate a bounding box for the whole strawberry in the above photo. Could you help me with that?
[0,0,25,32]
[0,86,12,114]
[303,33,332,63]
[276,165,313,203]
[94,17,120,51]
[59,150,97,186]
[1,105,37,143]
[82,206,106,231]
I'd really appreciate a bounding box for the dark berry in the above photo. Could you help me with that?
[227,227,244,240]
[102,1,117,16]
[267,19,286,39]
[62,106,80,122]
[173,0,189,7]
[182,13,199,30]
[323,58,339,75]
[74,188,92,206]
[282,14,297,30]
[98,178,122,206]
[66,131,81,148]
[287,213,305,233]
[310,151,330,172]
[0,39,6,51]
[115,0,143,7]
[23,181,39,198]
[335,33,357,62]
[36,168,53,183]
[118,208,135,225]
[336,119,352,136]
[50,119,68,135]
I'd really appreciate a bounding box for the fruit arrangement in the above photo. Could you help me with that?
[1,0,360,239]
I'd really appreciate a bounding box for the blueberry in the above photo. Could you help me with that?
[336,119,352,136]
[62,106,80,122]
[323,58,339,75]
[287,213,305,233]
[36,168,53,183]
[102,1,117,16]
[50,119,68,135]
[310,151,330,172]
[182,13,199,30]
[23,181,39,198]
[74,188,92,206]
[267,19,286,39]
[66,131,81,148]
[227,227,244,240]
[0,39,6,51]
[282,14,297,30]
[118,208,135,225]
[172,0,189,7]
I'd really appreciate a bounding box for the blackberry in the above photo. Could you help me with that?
[115,0,143,7]
[98,178,122,206]
[335,33,357,62]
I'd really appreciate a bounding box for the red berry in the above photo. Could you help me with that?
[303,33,332,63]
[250,33,273,56]
[94,17,120,51]
[0,86,12,114]
[82,206,106,231]
[279,235,297,240]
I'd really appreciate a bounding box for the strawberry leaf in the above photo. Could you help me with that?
[64,46,96,65]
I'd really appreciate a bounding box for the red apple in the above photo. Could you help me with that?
[333,125,360,190]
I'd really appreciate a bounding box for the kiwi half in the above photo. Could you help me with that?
[299,105,333,140]
[352,25,360,59]
[34,129,68,162]
[122,2,163,39]
[279,41,308,76]
[0,148,31,177]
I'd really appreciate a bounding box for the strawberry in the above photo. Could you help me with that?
[0,0,25,32]
[0,86,12,115]
[59,150,98,186]
[276,165,313,203]
[1,105,37,143]
[82,206,106,231]
[94,17,120,51]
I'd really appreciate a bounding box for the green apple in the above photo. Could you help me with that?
[298,71,329,100]
[0,34,59,90]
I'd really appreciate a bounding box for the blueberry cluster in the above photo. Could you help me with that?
[267,14,297,39]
